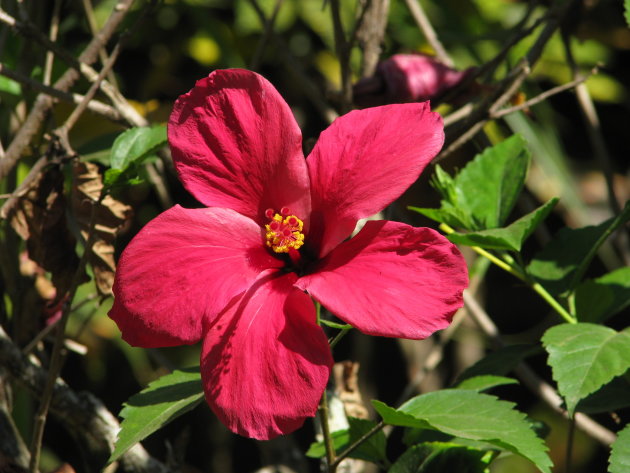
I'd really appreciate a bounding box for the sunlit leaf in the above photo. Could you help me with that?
[453,375,518,392]
[110,125,167,171]
[446,198,557,251]
[109,368,204,463]
[453,134,530,229]
[542,323,630,415]
[373,390,552,473]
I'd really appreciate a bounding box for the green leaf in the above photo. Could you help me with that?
[576,376,630,414]
[77,131,121,165]
[542,323,630,415]
[306,430,349,458]
[373,390,552,473]
[109,367,204,463]
[575,267,630,323]
[306,417,388,464]
[412,135,530,231]
[455,344,540,382]
[453,375,518,392]
[389,442,493,473]
[453,134,530,229]
[625,0,630,28]
[528,202,630,296]
[110,125,167,171]
[409,205,473,230]
[610,423,630,473]
[0,75,21,96]
[446,198,558,251]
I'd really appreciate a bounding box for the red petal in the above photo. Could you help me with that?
[296,221,468,339]
[169,69,311,225]
[201,271,332,440]
[306,103,444,256]
[109,206,281,347]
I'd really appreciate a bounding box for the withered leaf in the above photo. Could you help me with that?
[72,161,132,296]
[9,165,81,296]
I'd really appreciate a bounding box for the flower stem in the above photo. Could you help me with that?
[439,223,577,324]
[329,326,351,349]
[318,389,337,473]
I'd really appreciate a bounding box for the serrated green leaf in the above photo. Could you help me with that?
[389,442,493,473]
[453,375,518,392]
[454,134,530,229]
[455,344,540,383]
[373,390,552,473]
[109,367,204,463]
[110,125,167,171]
[409,205,473,230]
[609,423,630,473]
[306,417,387,464]
[528,202,630,296]
[446,198,558,251]
[575,267,630,323]
[542,323,630,415]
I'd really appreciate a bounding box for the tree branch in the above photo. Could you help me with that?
[0,326,172,473]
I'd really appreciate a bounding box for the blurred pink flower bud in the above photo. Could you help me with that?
[354,54,475,107]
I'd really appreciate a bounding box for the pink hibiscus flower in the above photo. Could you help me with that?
[109,69,468,440]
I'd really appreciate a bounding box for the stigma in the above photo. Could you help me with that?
[264,207,305,253]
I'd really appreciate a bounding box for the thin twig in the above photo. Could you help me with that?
[247,0,338,123]
[492,67,598,119]
[0,0,136,181]
[0,326,171,472]
[561,34,619,216]
[331,421,385,469]
[28,187,104,472]
[248,0,284,70]
[0,155,52,219]
[355,0,390,78]
[58,36,126,139]
[330,0,353,112]
[0,64,122,121]
[437,0,576,162]
[463,290,617,447]
[402,0,452,67]
[43,0,62,86]
[81,0,119,88]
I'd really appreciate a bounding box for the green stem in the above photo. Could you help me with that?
[318,389,337,473]
[329,326,351,349]
[331,421,385,469]
[439,223,577,324]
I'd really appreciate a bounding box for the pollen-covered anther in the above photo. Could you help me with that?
[264,208,305,253]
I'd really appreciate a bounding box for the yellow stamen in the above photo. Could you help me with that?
[265,213,305,253]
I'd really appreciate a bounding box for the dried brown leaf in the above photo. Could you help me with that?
[71,161,132,296]
[9,166,81,296]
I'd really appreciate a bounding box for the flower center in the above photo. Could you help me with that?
[264,207,305,253]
